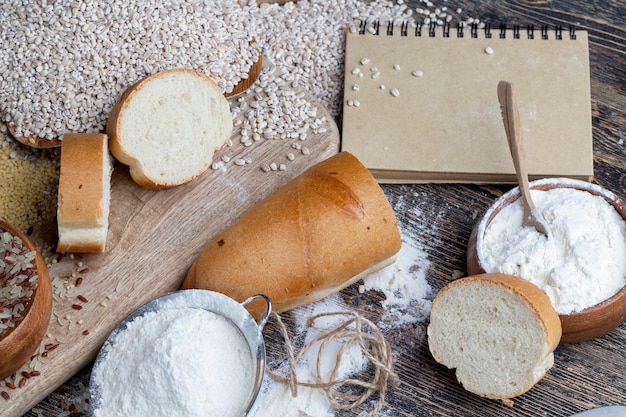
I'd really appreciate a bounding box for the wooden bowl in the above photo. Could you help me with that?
[0,220,53,379]
[467,178,626,343]
[225,54,263,98]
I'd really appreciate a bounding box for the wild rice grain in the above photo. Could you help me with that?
[0,228,39,337]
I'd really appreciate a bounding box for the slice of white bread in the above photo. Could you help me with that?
[427,273,562,399]
[57,133,113,253]
[107,68,232,189]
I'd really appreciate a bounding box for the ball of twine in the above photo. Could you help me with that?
[267,311,400,416]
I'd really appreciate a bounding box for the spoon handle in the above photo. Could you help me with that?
[497,80,535,218]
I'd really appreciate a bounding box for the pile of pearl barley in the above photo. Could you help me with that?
[1,0,470,144]
[0,0,259,140]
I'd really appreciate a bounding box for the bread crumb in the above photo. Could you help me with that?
[451,270,464,279]
[501,398,515,407]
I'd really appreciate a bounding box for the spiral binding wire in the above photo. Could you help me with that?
[357,20,577,40]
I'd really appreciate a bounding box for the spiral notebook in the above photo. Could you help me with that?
[340,22,593,183]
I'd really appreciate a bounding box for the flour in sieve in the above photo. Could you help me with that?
[92,307,254,417]
[481,186,626,315]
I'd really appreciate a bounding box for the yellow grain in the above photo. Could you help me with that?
[0,129,60,232]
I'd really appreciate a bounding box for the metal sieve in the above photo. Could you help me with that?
[88,289,271,417]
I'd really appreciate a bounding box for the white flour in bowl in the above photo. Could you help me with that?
[480,186,626,315]
[92,307,254,417]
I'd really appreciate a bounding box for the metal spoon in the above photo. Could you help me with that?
[497,80,552,238]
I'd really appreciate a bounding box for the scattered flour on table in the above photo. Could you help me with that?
[362,236,433,330]
[248,295,357,417]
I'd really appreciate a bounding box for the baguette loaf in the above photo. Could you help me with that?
[106,68,232,189]
[182,152,402,316]
[57,133,113,253]
[427,273,562,399]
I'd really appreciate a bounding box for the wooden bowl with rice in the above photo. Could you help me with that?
[0,220,52,380]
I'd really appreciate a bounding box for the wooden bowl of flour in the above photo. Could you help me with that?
[0,220,53,379]
[467,178,626,343]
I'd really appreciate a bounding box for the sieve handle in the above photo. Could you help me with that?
[241,294,272,330]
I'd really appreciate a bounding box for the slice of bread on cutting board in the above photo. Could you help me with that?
[57,133,113,253]
[182,152,402,317]
[107,68,232,189]
[427,273,562,399]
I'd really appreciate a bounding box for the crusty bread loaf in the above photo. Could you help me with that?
[106,68,232,190]
[427,273,562,399]
[182,152,402,317]
[57,133,113,253]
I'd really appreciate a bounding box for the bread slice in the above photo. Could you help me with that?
[427,273,562,399]
[57,133,113,253]
[107,68,232,189]
[182,152,402,317]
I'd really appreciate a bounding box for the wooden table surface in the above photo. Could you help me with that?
[21,0,625,416]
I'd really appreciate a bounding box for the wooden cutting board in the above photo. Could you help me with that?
[3,88,340,416]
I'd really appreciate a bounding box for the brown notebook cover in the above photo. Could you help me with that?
[340,23,593,184]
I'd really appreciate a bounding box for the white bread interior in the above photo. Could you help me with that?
[57,133,113,253]
[427,273,562,399]
[182,152,402,317]
[106,68,232,189]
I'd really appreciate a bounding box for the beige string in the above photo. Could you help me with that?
[267,311,400,417]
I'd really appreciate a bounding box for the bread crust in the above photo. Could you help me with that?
[182,152,402,317]
[106,68,231,190]
[57,133,112,253]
